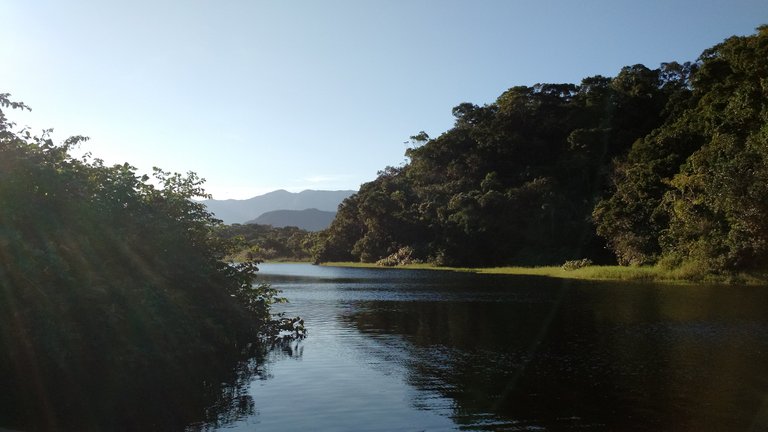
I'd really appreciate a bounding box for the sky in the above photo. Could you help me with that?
[1,1,765,199]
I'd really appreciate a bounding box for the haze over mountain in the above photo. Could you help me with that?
[202,189,355,225]
[246,208,337,232]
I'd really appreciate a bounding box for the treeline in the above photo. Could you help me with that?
[315,27,768,274]
[0,95,301,430]
[216,223,317,261]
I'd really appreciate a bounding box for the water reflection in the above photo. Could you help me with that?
[187,339,304,432]
[341,278,768,430]
[0,268,315,431]
[185,264,768,431]
[0,339,303,432]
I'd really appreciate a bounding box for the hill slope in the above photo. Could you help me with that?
[246,208,336,231]
[202,189,355,224]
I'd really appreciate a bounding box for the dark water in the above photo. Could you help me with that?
[188,263,768,431]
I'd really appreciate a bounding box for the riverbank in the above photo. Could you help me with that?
[320,262,768,285]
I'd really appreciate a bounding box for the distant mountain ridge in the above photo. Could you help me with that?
[202,189,355,224]
[246,208,337,231]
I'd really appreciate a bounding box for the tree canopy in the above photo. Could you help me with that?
[315,27,768,276]
[594,26,768,273]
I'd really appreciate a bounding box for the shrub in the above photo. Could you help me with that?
[562,258,594,271]
[376,246,421,266]
[0,94,305,429]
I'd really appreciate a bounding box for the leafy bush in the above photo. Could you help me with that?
[376,246,421,266]
[0,94,303,429]
[561,258,594,271]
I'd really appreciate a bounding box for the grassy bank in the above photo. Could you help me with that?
[320,262,768,285]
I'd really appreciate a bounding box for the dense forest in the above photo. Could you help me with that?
[315,27,768,275]
[0,94,303,430]
[216,223,316,262]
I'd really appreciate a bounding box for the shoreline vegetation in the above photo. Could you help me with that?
[312,28,768,279]
[0,94,304,430]
[319,262,768,285]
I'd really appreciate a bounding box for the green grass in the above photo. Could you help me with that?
[320,262,768,285]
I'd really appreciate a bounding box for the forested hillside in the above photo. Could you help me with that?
[315,27,768,274]
[594,27,768,273]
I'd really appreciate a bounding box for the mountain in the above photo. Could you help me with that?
[202,189,355,224]
[246,208,337,231]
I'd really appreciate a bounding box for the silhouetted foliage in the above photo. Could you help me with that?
[0,94,303,430]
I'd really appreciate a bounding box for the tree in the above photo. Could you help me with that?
[659,27,768,272]
[0,94,304,429]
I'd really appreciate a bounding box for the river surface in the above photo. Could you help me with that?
[188,263,768,431]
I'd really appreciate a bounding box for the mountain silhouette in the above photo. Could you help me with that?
[246,208,337,231]
[202,189,355,224]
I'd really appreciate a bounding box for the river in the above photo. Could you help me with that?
[187,263,768,431]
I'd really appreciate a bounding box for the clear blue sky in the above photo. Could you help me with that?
[1,1,765,199]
